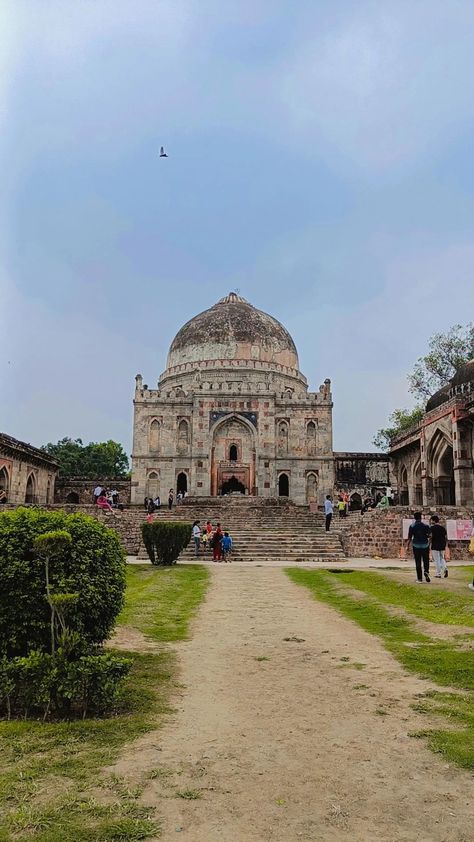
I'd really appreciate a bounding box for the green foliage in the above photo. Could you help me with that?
[41,437,129,478]
[408,323,474,400]
[0,508,126,657]
[141,521,192,566]
[0,650,172,839]
[118,564,209,641]
[372,405,424,450]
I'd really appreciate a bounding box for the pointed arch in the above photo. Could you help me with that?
[177,419,190,454]
[149,419,161,452]
[146,471,160,501]
[306,420,317,456]
[278,472,290,497]
[306,471,318,503]
[25,472,37,504]
[277,420,289,454]
[0,466,9,498]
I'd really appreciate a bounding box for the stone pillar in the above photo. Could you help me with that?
[453,417,474,506]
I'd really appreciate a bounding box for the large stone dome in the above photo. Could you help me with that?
[165,292,299,372]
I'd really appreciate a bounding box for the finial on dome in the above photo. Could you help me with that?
[217,291,248,305]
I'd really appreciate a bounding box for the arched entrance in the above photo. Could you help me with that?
[177,472,188,495]
[350,492,362,511]
[222,475,245,495]
[278,473,289,497]
[66,491,79,504]
[25,473,37,504]
[399,465,409,506]
[211,415,256,496]
[0,466,9,501]
[434,445,455,505]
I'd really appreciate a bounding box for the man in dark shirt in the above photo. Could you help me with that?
[406,512,431,583]
[430,515,448,578]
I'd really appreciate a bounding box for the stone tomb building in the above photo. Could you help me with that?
[131,293,335,505]
[0,432,58,506]
[390,359,474,507]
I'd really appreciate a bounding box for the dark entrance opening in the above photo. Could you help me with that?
[221,475,245,495]
[66,492,80,504]
[229,444,238,462]
[278,473,289,497]
[177,472,188,495]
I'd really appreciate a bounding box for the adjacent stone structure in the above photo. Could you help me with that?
[390,360,474,507]
[334,452,391,509]
[0,432,58,506]
[132,293,335,506]
[54,477,131,505]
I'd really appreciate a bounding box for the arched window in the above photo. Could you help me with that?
[149,419,161,452]
[25,472,37,504]
[0,466,9,501]
[229,444,238,462]
[306,421,317,456]
[177,419,189,454]
[277,421,289,454]
[278,473,289,497]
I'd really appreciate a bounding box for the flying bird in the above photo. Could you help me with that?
[160,146,168,158]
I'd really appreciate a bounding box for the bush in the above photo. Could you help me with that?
[0,508,126,657]
[0,649,131,719]
[142,521,192,565]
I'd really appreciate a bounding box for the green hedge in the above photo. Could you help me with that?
[0,508,126,657]
[142,521,192,565]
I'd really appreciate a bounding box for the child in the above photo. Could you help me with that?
[201,531,209,551]
[221,531,233,562]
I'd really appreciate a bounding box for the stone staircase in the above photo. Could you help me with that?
[138,497,346,563]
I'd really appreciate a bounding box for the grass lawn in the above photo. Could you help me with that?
[118,564,209,641]
[0,564,209,842]
[286,567,474,770]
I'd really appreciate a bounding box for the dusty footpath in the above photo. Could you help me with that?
[113,567,473,842]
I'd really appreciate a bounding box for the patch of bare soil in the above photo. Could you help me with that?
[111,568,473,842]
[108,625,163,653]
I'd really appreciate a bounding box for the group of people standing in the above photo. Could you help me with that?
[192,520,233,561]
[145,488,189,514]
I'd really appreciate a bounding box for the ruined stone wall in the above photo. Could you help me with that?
[342,507,474,560]
[54,478,131,505]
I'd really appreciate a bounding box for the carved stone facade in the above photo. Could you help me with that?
[0,432,58,506]
[390,360,474,507]
[131,293,335,505]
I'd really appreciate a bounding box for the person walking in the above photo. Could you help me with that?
[406,512,431,583]
[192,521,201,557]
[221,531,233,562]
[212,523,223,562]
[168,489,174,510]
[324,495,333,532]
[430,515,448,578]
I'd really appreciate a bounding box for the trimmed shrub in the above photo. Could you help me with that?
[0,508,126,657]
[142,520,192,565]
[0,650,131,719]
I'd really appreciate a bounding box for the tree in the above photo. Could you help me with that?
[42,438,129,478]
[373,322,474,450]
[408,323,474,400]
[373,406,424,451]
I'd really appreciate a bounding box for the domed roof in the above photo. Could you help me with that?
[450,358,474,388]
[426,358,474,411]
[165,292,299,372]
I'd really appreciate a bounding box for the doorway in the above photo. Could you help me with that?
[278,473,289,497]
[177,472,188,495]
[221,475,245,495]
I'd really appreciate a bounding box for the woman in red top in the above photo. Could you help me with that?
[212,523,223,561]
[97,493,114,513]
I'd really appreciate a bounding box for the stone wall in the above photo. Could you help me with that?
[54,478,131,505]
[342,506,474,560]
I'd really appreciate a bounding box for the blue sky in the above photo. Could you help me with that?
[1,0,474,455]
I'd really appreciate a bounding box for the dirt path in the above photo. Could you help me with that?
[113,567,473,842]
